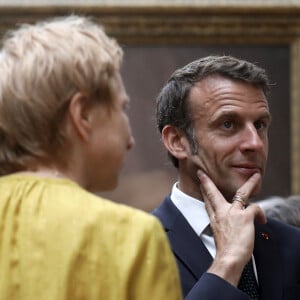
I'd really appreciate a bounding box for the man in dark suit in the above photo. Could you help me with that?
[153,55,300,300]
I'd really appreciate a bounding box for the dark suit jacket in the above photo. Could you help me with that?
[153,195,300,300]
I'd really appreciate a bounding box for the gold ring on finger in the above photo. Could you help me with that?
[232,195,248,207]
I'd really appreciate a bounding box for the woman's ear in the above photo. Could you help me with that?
[67,92,93,142]
[161,125,191,160]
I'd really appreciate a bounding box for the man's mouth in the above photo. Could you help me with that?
[232,164,261,176]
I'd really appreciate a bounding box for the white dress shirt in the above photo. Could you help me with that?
[170,182,258,282]
[170,182,216,257]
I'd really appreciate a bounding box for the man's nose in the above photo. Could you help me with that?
[240,124,264,152]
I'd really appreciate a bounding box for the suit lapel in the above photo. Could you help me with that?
[154,198,285,299]
[153,196,213,279]
[254,221,283,300]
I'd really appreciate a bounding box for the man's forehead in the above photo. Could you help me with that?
[192,73,265,92]
[187,75,270,121]
[189,75,267,105]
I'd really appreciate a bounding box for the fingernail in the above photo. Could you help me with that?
[252,172,261,179]
[197,170,205,180]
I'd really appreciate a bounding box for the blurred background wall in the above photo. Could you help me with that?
[0,0,300,211]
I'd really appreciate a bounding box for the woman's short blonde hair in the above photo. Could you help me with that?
[0,15,123,174]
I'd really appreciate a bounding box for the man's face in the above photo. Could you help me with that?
[188,74,271,201]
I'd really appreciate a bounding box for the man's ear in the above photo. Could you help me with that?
[67,92,93,142]
[161,125,191,160]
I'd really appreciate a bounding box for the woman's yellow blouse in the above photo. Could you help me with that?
[0,175,182,300]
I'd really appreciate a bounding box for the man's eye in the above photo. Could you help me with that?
[223,120,233,129]
[254,120,265,130]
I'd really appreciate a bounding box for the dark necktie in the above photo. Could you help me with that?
[238,259,260,300]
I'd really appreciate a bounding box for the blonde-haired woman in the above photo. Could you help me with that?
[0,15,182,300]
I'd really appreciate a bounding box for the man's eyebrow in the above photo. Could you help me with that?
[210,111,241,122]
[209,110,272,123]
[257,112,272,124]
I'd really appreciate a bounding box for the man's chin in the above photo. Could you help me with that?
[226,182,262,203]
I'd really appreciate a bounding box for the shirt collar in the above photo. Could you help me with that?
[170,182,210,236]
